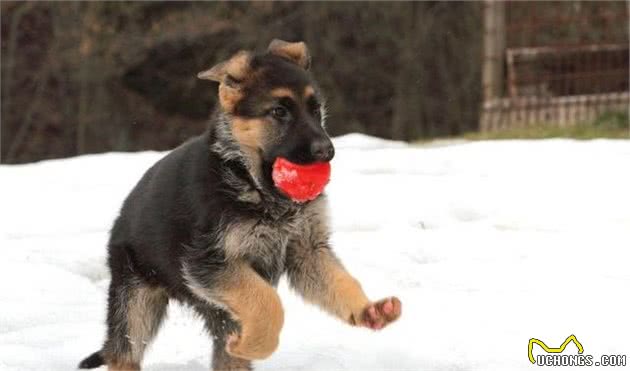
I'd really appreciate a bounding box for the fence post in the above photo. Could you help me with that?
[481,0,506,131]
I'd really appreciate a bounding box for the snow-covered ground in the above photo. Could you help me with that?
[1,134,629,371]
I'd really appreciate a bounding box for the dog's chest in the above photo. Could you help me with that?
[224,212,305,284]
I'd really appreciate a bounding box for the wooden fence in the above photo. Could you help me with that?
[480,1,629,131]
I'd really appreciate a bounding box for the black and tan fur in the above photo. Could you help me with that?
[79,39,401,371]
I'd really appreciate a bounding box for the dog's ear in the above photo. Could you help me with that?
[198,51,252,112]
[197,61,227,83]
[267,39,311,70]
[197,51,251,88]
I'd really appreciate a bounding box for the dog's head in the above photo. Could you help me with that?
[199,40,334,169]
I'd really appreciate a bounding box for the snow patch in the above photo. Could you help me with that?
[1,135,629,370]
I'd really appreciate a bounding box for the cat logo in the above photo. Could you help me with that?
[529,334,627,367]
[528,335,584,364]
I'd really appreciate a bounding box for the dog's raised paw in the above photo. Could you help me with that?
[361,296,402,330]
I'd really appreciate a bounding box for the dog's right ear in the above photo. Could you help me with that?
[197,51,251,88]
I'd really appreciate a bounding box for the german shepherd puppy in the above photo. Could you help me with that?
[79,40,401,371]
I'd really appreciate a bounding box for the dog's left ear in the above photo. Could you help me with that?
[267,39,311,70]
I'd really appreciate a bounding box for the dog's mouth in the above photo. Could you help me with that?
[271,157,331,203]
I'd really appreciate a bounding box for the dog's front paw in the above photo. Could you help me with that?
[360,297,401,330]
[225,330,279,361]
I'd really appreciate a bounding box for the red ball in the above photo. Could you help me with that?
[272,157,331,203]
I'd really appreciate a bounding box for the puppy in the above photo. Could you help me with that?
[79,39,401,371]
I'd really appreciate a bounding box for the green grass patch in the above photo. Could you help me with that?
[465,111,629,140]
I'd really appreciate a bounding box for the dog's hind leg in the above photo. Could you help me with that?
[101,276,169,371]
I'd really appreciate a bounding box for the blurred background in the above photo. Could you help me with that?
[1,1,628,164]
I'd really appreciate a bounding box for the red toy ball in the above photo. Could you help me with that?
[272,157,331,203]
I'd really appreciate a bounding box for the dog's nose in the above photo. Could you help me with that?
[310,139,335,162]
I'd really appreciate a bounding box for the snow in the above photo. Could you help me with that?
[1,134,629,371]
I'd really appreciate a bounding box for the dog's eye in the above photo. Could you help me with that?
[271,106,289,120]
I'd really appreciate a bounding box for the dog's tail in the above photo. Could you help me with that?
[78,350,105,369]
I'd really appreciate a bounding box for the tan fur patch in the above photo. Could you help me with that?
[216,262,284,360]
[231,117,267,184]
[224,51,251,81]
[232,117,267,150]
[218,84,243,114]
[303,85,315,99]
[312,251,370,324]
[270,87,296,100]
